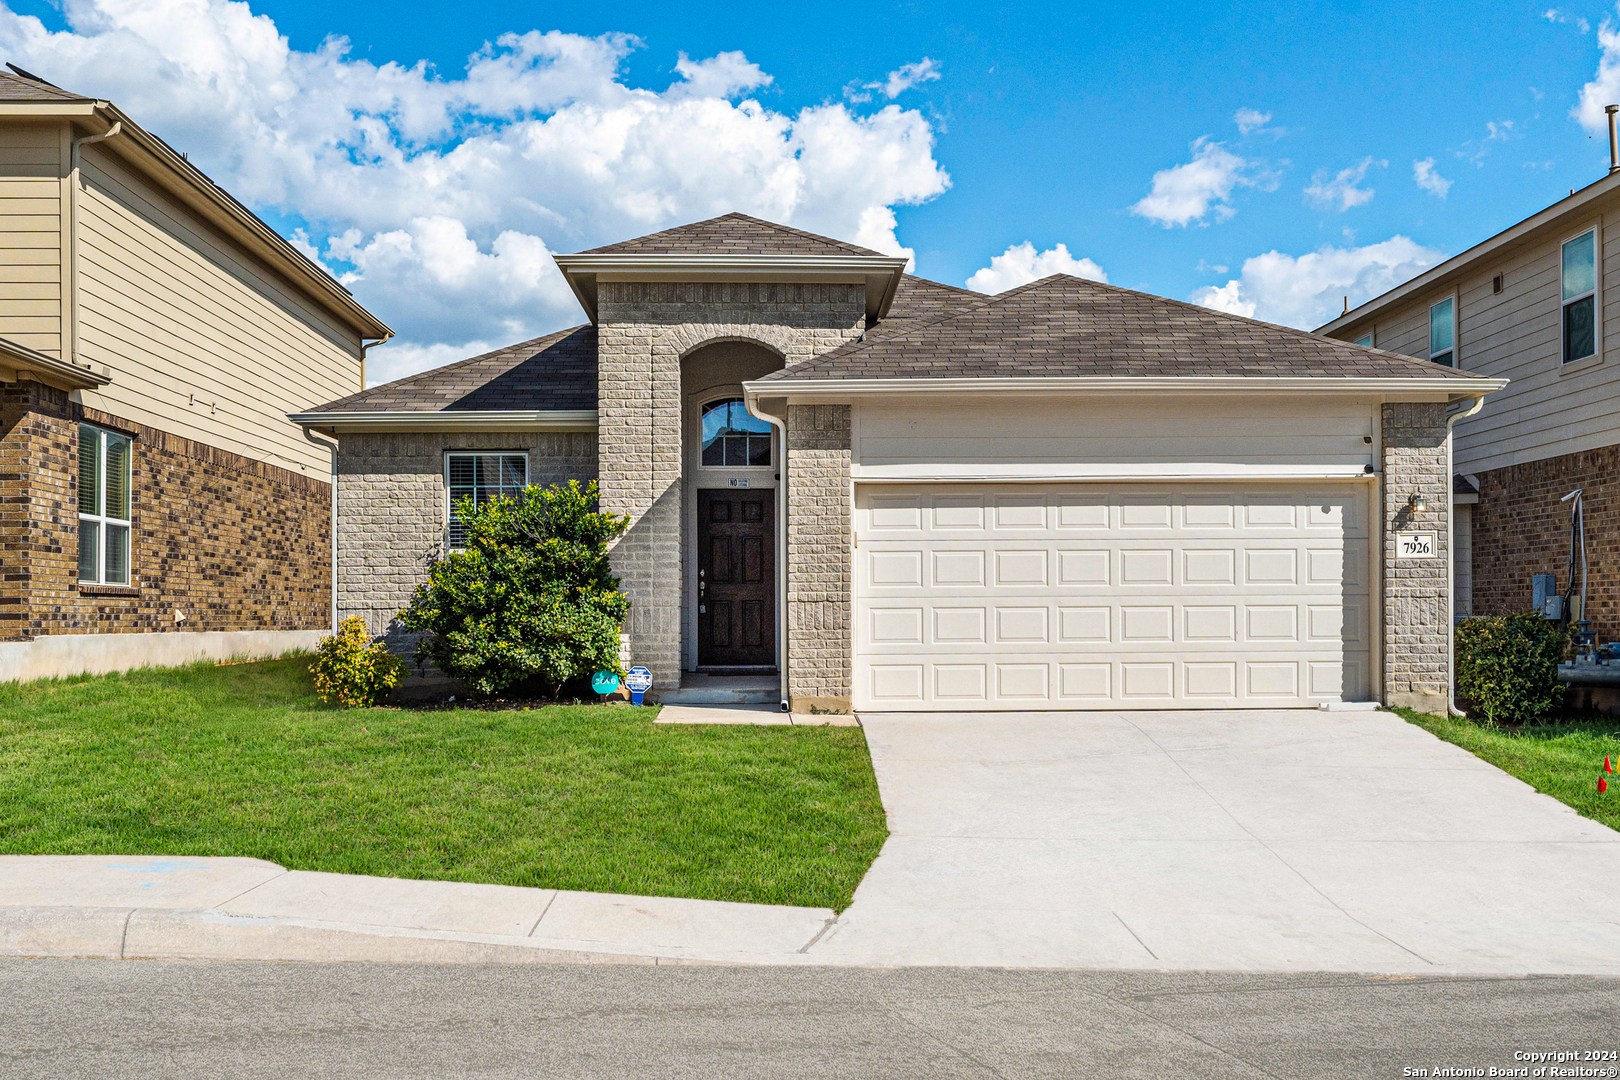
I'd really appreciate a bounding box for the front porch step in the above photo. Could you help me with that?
[655,673,783,706]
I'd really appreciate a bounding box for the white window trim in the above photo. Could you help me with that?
[442,451,529,551]
[1428,294,1458,369]
[1353,330,1374,348]
[77,423,133,586]
[1560,223,1601,367]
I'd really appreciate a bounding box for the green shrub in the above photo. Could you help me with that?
[310,616,403,708]
[1454,611,1569,725]
[398,479,631,698]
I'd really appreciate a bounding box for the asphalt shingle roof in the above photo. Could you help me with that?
[0,67,93,102]
[869,275,987,338]
[581,212,882,257]
[756,274,1496,383]
[312,326,598,412]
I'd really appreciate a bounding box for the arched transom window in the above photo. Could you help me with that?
[701,398,771,467]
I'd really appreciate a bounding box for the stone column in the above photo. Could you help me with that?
[786,403,852,712]
[1381,401,1451,713]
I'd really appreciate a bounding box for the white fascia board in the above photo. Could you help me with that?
[1318,172,1620,336]
[854,463,1378,482]
[287,410,599,432]
[0,102,97,116]
[745,376,1508,401]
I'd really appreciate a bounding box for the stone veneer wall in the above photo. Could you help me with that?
[786,404,853,711]
[0,379,330,640]
[595,281,865,688]
[1469,443,1620,641]
[333,430,598,646]
[1381,401,1452,713]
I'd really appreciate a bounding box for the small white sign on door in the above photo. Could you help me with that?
[1396,531,1437,559]
[727,477,750,488]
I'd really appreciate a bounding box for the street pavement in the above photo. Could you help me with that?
[3,958,1617,1079]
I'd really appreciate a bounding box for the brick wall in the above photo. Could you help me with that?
[0,379,330,640]
[1470,442,1620,639]
[595,281,864,688]
[333,430,598,646]
[786,404,852,711]
[1381,402,1452,713]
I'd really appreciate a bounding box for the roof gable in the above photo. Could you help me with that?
[757,274,1496,383]
[581,212,882,257]
[0,67,93,103]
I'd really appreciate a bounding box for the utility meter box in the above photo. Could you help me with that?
[1533,573,1557,617]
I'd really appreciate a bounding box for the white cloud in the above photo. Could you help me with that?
[1131,137,1266,227]
[1234,108,1271,134]
[964,241,1107,294]
[846,57,942,103]
[1188,236,1447,330]
[1575,11,1620,132]
[1545,7,1592,32]
[0,1,950,383]
[1304,156,1383,211]
[1413,157,1454,198]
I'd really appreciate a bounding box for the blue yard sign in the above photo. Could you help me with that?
[624,666,653,706]
[590,670,620,696]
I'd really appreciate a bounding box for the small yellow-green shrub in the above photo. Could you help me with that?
[310,616,403,708]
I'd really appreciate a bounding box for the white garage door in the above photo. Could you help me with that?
[855,483,1370,710]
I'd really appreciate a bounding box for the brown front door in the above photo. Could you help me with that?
[697,489,775,668]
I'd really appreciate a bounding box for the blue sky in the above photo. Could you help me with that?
[2,0,1616,381]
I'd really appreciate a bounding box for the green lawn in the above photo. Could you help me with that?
[1397,708,1620,833]
[0,658,888,910]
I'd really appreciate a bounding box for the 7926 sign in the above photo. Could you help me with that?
[1396,531,1437,559]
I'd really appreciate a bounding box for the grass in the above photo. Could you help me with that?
[1397,707,1620,833]
[0,657,888,911]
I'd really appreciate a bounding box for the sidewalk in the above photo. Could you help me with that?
[0,856,836,966]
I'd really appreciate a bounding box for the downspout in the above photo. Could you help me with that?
[358,331,394,390]
[303,426,340,635]
[66,121,121,364]
[746,395,791,712]
[1446,396,1486,717]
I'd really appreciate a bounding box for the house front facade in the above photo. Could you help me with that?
[297,214,1501,714]
[1318,167,1620,646]
[0,70,391,681]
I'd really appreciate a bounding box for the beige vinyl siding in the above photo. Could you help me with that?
[0,124,63,355]
[1331,194,1620,476]
[852,398,1379,477]
[73,143,361,476]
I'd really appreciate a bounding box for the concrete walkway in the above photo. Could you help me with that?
[810,709,1620,973]
[0,857,835,965]
[6,708,1620,972]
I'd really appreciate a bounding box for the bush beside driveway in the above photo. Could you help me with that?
[0,658,887,911]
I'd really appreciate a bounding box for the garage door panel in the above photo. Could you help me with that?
[856,484,1371,710]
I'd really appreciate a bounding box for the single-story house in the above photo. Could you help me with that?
[293,213,1504,714]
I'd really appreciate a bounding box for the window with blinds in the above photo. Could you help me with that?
[445,453,527,549]
[78,424,132,585]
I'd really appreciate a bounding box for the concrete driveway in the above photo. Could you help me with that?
[807,710,1620,973]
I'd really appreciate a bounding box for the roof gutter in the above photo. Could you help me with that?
[0,335,109,390]
[288,409,599,433]
[744,375,1509,401]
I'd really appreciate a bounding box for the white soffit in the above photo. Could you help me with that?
[287,410,599,432]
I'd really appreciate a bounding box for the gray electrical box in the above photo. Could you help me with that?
[1533,573,1557,616]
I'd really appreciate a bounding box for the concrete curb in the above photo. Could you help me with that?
[0,906,800,967]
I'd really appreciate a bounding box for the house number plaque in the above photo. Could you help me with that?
[1395,532,1437,559]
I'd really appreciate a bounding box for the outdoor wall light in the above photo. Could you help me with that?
[1408,493,1427,515]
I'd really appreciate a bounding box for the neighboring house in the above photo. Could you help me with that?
[295,212,1500,715]
[0,69,392,681]
[1318,168,1620,643]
